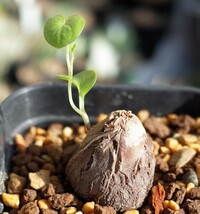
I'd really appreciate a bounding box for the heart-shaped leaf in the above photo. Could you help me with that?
[58,70,97,98]
[44,15,85,48]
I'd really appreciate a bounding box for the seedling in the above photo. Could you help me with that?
[44,15,97,128]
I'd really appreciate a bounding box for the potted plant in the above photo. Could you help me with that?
[0,14,200,214]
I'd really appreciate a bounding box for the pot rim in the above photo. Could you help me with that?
[1,82,200,107]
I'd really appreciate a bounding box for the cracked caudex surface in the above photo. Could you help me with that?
[66,110,156,212]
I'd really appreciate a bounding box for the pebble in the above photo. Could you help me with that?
[181,171,199,186]
[196,163,200,183]
[169,148,196,168]
[45,144,63,163]
[38,199,51,209]
[7,173,26,194]
[29,169,50,190]
[2,193,20,208]
[179,134,198,145]
[0,202,4,213]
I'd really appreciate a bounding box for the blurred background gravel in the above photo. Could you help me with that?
[0,0,200,102]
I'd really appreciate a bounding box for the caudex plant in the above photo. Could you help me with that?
[44,15,96,128]
[44,14,156,212]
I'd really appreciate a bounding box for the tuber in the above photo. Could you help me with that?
[66,110,156,212]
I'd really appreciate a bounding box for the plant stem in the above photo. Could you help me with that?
[66,45,91,128]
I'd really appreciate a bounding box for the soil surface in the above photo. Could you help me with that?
[2,110,200,214]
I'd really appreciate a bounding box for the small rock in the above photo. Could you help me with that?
[20,165,29,177]
[41,183,56,198]
[29,169,50,190]
[141,206,154,214]
[2,193,20,209]
[27,161,40,172]
[48,193,74,210]
[181,170,199,186]
[169,148,196,168]
[162,173,176,183]
[187,186,200,199]
[19,201,40,214]
[42,163,56,174]
[143,116,170,138]
[38,199,51,209]
[172,187,186,204]
[94,204,116,214]
[21,189,37,205]
[195,163,200,184]
[24,132,35,145]
[27,144,43,156]
[164,183,180,200]
[176,209,186,214]
[62,144,79,165]
[162,208,175,214]
[7,173,26,194]
[62,126,74,141]
[179,134,198,145]
[12,153,33,166]
[14,134,27,152]
[156,155,169,172]
[40,208,58,214]
[48,123,63,137]
[170,114,196,134]
[0,202,4,213]
[45,144,63,163]
[183,199,200,214]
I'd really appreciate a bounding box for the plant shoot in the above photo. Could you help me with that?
[44,15,96,128]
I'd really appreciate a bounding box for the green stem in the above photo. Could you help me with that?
[79,95,90,128]
[66,45,91,128]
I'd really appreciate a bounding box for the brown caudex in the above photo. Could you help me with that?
[66,110,156,212]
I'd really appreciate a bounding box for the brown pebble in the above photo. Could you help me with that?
[33,156,47,165]
[41,183,56,198]
[20,189,37,205]
[162,173,176,183]
[143,116,170,138]
[45,144,63,163]
[8,173,26,194]
[40,208,58,214]
[27,144,43,156]
[94,204,116,214]
[162,208,175,214]
[19,201,40,214]
[42,163,56,174]
[27,161,40,172]
[12,153,33,166]
[19,165,29,177]
[164,183,180,200]
[187,186,200,199]
[172,186,186,204]
[156,155,169,172]
[62,144,79,165]
[141,206,154,214]
[183,199,200,214]
[48,193,74,210]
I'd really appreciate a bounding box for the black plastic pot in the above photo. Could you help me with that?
[0,82,200,210]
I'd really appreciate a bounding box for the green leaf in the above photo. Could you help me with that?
[57,74,73,82]
[73,70,97,98]
[57,70,97,98]
[44,15,85,48]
